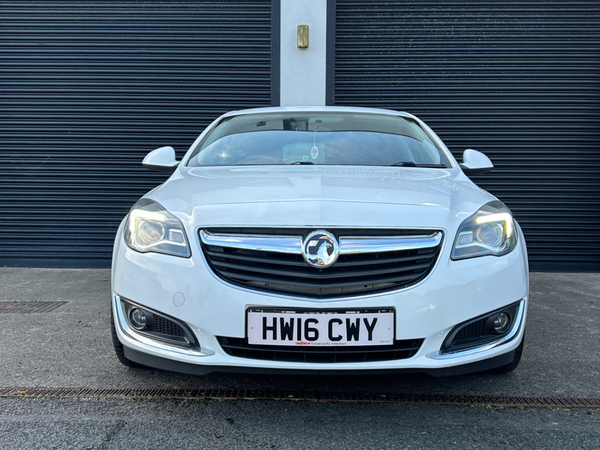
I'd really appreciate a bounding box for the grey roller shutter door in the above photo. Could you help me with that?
[335,0,600,271]
[0,1,273,267]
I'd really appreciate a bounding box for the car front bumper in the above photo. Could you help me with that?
[111,221,529,375]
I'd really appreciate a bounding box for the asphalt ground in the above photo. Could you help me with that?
[1,268,599,449]
[1,398,599,450]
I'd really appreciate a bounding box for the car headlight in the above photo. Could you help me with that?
[124,199,191,258]
[451,201,517,260]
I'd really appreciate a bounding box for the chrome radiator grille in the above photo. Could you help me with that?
[199,228,443,299]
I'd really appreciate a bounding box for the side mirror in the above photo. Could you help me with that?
[459,149,493,175]
[142,146,179,173]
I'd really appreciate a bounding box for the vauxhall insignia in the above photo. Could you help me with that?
[302,230,339,268]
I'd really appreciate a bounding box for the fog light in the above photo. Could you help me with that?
[493,312,510,333]
[130,308,150,330]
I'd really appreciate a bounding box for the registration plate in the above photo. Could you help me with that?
[247,308,395,347]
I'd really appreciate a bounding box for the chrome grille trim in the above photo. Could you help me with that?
[200,230,442,255]
[339,233,442,254]
[200,230,302,254]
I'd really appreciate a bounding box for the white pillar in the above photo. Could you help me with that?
[279,0,328,106]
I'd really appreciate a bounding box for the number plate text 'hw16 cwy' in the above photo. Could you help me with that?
[247,309,395,347]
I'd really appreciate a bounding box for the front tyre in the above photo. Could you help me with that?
[489,335,525,374]
[111,308,145,368]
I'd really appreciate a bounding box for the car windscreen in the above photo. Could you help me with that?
[186,112,452,168]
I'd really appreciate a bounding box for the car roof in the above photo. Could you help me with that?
[221,105,416,120]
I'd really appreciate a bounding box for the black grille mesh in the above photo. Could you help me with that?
[200,229,442,299]
[153,315,185,338]
[455,318,487,341]
[217,337,423,363]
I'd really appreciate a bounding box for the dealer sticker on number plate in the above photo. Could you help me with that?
[247,308,395,347]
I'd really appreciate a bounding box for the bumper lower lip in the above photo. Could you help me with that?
[114,295,214,357]
[425,299,525,360]
[122,343,518,377]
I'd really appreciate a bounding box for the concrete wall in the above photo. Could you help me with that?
[279,0,327,106]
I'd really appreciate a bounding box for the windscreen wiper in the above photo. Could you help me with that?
[290,161,315,165]
[390,162,448,168]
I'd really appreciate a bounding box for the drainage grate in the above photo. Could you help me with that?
[0,301,67,313]
[0,387,598,409]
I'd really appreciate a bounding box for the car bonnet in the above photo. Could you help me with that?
[143,166,495,229]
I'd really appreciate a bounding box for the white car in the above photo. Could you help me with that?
[111,106,528,376]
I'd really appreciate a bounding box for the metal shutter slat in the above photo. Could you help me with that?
[334,0,600,271]
[0,0,272,267]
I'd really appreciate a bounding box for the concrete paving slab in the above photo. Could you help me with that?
[0,268,598,398]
